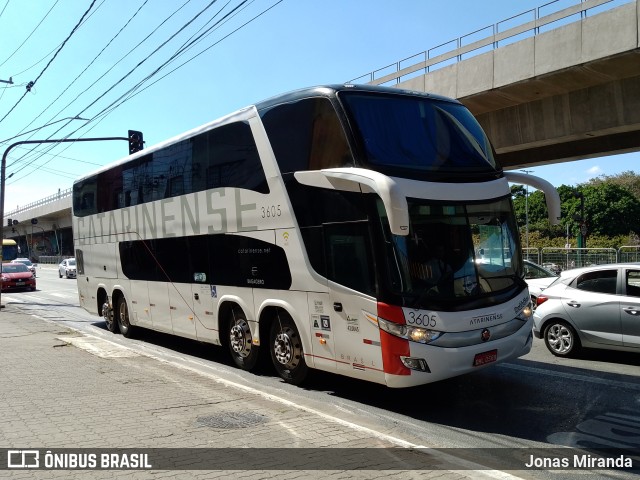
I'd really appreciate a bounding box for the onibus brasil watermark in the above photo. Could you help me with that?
[6,450,151,470]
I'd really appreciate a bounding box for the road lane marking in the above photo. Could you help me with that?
[499,363,640,391]
[56,336,140,358]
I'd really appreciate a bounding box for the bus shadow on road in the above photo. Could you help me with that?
[91,318,640,448]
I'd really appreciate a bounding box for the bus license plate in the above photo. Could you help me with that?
[473,349,497,366]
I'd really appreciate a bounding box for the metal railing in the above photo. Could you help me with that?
[618,245,640,263]
[538,247,639,271]
[37,255,72,265]
[6,187,72,217]
[347,0,628,86]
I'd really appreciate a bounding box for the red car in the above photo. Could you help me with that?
[1,262,36,291]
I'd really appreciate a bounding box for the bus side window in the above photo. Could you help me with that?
[261,97,354,174]
[324,222,375,296]
[75,249,84,275]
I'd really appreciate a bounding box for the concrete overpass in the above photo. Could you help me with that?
[5,0,640,260]
[350,0,640,169]
[5,189,73,262]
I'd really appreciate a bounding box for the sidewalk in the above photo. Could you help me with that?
[0,303,484,480]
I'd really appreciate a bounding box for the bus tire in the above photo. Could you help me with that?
[116,295,135,338]
[270,312,308,385]
[227,308,259,371]
[102,300,118,333]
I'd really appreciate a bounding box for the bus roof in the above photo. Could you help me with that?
[253,84,460,111]
[73,84,462,185]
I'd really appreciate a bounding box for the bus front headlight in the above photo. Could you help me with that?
[378,317,443,344]
[516,305,533,321]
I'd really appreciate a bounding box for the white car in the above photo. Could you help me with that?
[524,260,558,304]
[14,258,36,276]
[58,258,77,278]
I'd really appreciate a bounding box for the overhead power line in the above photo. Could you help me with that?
[0,0,9,21]
[0,0,97,126]
[6,0,286,184]
[3,0,194,176]
[8,0,150,143]
[0,0,59,68]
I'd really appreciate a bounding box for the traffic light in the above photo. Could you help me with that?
[7,218,11,227]
[128,130,144,154]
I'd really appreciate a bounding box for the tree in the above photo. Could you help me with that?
[580,183,640,237]
[586,170,640,200]
[510,181,640,242]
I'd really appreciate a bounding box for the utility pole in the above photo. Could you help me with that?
[0,136,133,310]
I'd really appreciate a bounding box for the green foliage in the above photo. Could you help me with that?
[586,170,640,199]
[511,171,640,249]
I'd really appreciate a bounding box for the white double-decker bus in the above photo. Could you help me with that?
[73,85,560,388]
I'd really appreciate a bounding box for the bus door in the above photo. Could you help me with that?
[193,283,219,343]
[129,280,153,328]
[75,248,91,311]
[169,282,197,339]
[147,282,173,334]
[324,223,383,382]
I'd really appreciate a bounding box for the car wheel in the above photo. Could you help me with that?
[544,320,580,357]
[227,308,259,371]
[270,311,308,385]
[116,295,135,338]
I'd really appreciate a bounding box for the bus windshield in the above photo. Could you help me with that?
[340,91,497,177]
[378,196,523,309]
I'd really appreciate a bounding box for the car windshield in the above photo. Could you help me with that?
[2,264,29,273]
[524,261,558,279]
[377,195,523,309]
[68,259,76,266]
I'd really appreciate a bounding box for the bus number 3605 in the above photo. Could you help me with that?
[261,205,282,218]
[406,311,437,327]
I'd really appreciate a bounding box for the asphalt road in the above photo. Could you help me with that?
[4,265,640,479]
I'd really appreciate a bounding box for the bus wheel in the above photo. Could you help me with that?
[228,308,259,370]
[102,300,118,333]
[116,296,135,338]
[270,312,308,385]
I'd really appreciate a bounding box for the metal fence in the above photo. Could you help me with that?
[524,246,639,272]
[618,245,640,263]
[36,255,72,265]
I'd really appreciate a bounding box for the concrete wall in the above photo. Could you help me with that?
[397,1,640,168]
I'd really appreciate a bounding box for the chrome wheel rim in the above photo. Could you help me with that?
[119,301,129,329]
[273,328,301,369]
[230,319,252,358]
[547,323,573,354]
[102,302,113,329]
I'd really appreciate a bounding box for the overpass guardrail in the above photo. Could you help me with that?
[348,0,629,86]
[6,187,72,218]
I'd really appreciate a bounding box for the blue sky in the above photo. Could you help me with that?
[0,0,637,212]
